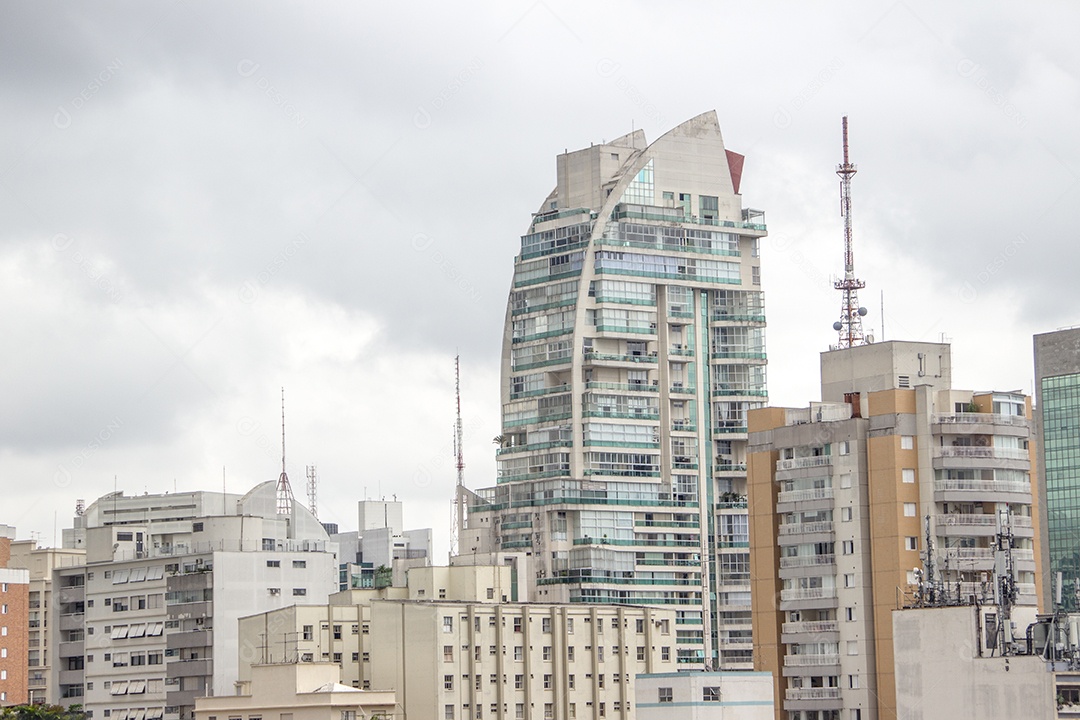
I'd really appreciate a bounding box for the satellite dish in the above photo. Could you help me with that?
[866,334,875,344]
[857,307,868,316]
[833,321,843,331]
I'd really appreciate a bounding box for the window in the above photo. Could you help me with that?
[904,503,917,517]
[292,588,306,596]
[661,647,670,661]
[838,441,850,455]
[544,704,554,720]
[905,537,918,551]
[844,573,855,588]
[543,646,552,660]
[902,468,916,484]
[515,675,524,689]
[445,706,454,720]
[192,522,204,532]
[444,675,454,690]
[566,618,574,634]
[637,646,645,661]
[303,625,313,640]
[293,560,306,568]
[333,625,342,639]
[266,560,280,568]
[658,687,673,703]
[847,641,859,655]
[568,646,575,661]
[444,646,454,662]
[514,646,523,660]
[542,617,551,633]
[568,675,575,689]
[703,686,721,702]
[513,617,522,633]
[543,674,552,689]
[846,607,856,622]
[840,473,852,489]
[841,507,852,522]
[515,704,524,720]
[901,436,914,450]
[444,617,454,633]
[842,540,855,555]
[849,674,860,689]
[636,618,644,633]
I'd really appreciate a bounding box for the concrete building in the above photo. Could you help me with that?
[635,671,773,719]
[748,341,1042,720]
[892,604,1079,720]
[194,662,397,720]
[332,501,432,591]
[239,564,677,719]
[237,565,512,691]
[51,482,338,720]
[1035,327,1080,610]
[6,539,85,704]
[1,527,31,706]
[462,110,768,669]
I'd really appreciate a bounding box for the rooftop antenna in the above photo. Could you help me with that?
[306,465,318,519]
[831,116,869,348]
[450,355,466,557]
[276,387,295,517]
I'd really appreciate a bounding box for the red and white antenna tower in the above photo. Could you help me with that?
[276,387,295,516]
[450,356,466,557]
[832,116,869,348]
[306,465,318,520]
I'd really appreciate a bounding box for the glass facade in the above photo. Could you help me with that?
[469,118,766,670]
[1042,371,1080,610]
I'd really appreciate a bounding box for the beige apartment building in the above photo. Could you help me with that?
[239,564,678,720]
[748,341,1041,720]
[195,662,397,720]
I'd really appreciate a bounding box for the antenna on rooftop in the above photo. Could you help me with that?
[831,116,869,348]
[306,465,318,520]
[276,387,295,517]
[450,355,466,558]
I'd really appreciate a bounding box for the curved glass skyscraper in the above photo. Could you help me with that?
[464,111,767,669]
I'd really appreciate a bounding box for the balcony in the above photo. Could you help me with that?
[783,654,840,667]
[933,480,1030,496]
[932,413,1028,427]
[786,687,842,701]
[781,587,837,602]
[59,640,84,657]
[779,521,834,536]
[585,381,659,393]
[934,446,1029,461]
[777,488,834,504]
[777,456,833,471]
[780,554,836,569]
[584,351,658,365]
[782,620,838,635]
[167,658,212,678]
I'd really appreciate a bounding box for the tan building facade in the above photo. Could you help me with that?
[195,662,397,720]
[748,341,1042,720]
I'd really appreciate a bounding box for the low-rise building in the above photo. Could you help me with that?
[194,662,397,720]
[635,671,773,719]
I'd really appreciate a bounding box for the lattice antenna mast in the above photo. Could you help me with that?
[832,116,868,348]
[276,387,295,516]
[306,465,318,520]
[450,355,466,556]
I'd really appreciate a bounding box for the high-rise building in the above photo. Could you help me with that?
[748,340,1042,720]
[462,111,768,669]
[1034,327,1080,610]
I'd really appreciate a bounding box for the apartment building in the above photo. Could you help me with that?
[50,482,337,720]
[1,528,31,706]
[332,500,432,591]
[6,539,85,704]
[463,110,768,669]
[748,341,1041,720]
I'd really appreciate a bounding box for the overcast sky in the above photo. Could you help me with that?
[1,2,1076,557]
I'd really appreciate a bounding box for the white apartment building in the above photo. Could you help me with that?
[51,482,337,720]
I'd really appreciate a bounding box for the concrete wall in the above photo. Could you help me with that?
[893,605,1054,720]
[635,671,773,719]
